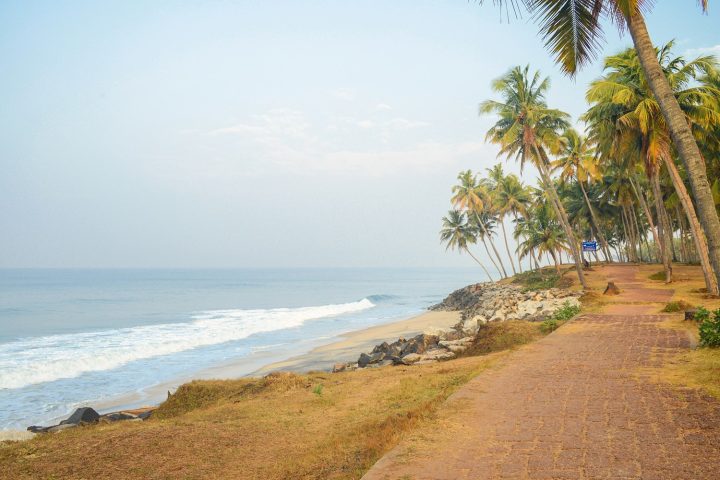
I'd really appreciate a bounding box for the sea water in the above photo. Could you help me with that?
[0,268,484,430]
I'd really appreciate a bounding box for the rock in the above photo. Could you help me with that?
[100,412,137,423]
[27,425,47,433]
[684,309,698,321]
[399,353,422,364]
[60,407,100,426]
[137,410,154,420]
[400,334,439,356]
[332,363,347,373]
[603,282,621,295]
[46,423,77,433]
[358,353,372,368]
[420,348,456,361]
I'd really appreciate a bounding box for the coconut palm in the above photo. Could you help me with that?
[480,65,588,288]
[451,170,488,212]
[584,43,720,293]
[440,210,495,281]
[476,0,720,294]
[468,210,509,278]
[553,128,613,263]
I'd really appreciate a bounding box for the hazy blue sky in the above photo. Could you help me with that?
[1,1,719,268]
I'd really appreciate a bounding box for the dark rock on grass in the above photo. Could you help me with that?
[100,412,137,423]
[60,407,100,426]
[46,424,77,433]
[603,282,621,296]
[137,410,153,420]
[27,425,48,433]
[400,334,439,356]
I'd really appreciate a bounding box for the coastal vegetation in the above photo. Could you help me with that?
[442,41,720,296]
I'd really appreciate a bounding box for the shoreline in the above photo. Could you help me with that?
[1,309,461,438]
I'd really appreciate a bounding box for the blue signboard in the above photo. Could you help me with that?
[582,241,598,252]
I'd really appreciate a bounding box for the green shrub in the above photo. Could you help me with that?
[312,384,324,396]
[699,308,720,348]
[540,319,559,333]
[512,269,570,291]
[539,301,580,334]
[552,301,581,321]
[649,271,665,281]
[663,300,694,313]
[695,307,710,323]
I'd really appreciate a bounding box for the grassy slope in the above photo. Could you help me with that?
[0,322,546,480]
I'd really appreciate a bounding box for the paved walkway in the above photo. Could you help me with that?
[363,266,720,479]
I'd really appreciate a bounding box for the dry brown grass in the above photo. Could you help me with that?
[462,320,543,357]
[0,350,522,480]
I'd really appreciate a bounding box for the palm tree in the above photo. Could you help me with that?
[517,194,568,273]
[553,128,613,263]
[480,65,588,288]
[584,44,720,293]
[493,172,531,273]
[451,170,488,212]
[468,210,509,278]
[477,0,720,295]
[440,210,495,281]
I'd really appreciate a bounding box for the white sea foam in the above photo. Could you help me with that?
[0,298,374,390]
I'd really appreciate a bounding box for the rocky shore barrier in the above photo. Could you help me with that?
[333,282,581,372]
[24,406,156,436]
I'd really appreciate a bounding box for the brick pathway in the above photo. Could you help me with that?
[363,268,720,479]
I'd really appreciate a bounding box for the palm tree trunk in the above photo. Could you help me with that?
[480,238,502,279]
[463,247,494,282]
[578,180,611,263]
[627,12,720,288]
[488,236,508,278]
[665,157,719,295]
[499,219,517,276]
[549,249,561,273]
[620,207,634,263]
[630,177,660,262]
[650,172,673,282]
[534,149,587,288]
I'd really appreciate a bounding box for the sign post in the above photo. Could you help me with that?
[582,241,598,268]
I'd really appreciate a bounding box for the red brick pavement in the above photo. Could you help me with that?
[362,312,720,479]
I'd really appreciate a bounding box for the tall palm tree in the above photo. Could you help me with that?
[451,170,488,212]
[553,128,613,263]
[517,194,568,273]
[476,0,720,295]
[440,210,495,281]
[584,44,720,293]
[480,65,588,288]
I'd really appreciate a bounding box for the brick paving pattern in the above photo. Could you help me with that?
[363,268,720,479]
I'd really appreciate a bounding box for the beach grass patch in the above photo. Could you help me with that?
[662,300,695,313]
[649,271,666,281]
[463,320,543,356]
[511,268,571,291]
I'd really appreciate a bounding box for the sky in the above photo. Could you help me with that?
[1,0,719,269]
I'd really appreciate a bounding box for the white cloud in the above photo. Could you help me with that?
[331,88,356,101]
[386,118,430,130]
[375,103,392,111]
[199,108,487,177]
[684,44,720,58]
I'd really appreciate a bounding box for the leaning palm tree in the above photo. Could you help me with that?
[440,210,495,281]
[480,65,588,288]
[451,170,488,212]
[477,0,720,295]
[495,172,532,273]
[468,210,508,278]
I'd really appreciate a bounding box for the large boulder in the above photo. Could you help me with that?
[60,407,100,426]
[400,334,439,355]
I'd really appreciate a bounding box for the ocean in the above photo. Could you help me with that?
[0,268,484,430]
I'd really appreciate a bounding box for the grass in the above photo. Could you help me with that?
[662,300,695,313]
[0,323,552,480]
[649,270,666,281]
[511,268,572,292]
[462,320,544,357]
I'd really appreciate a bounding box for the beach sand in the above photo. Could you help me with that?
[252,310,461,374]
